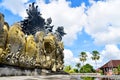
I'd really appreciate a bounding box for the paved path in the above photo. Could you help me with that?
[0,75,71,80]
[71,73,120,79]
[0,74,120,80]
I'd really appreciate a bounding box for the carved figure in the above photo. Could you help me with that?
[25,35,38,66]
[0,2,66,75]
[4,23,25,65]
[0,13,9,62]
[54,26,66,41]
[35,31,45,66]
[43,33,56,69]
[0,22,9,49]
[21,2,45,35]
[45,18,54,34]
[7,23,26,54]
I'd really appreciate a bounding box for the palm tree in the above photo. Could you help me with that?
[75,63,81,72]
[91,50,100,68]
[79,52,87,66]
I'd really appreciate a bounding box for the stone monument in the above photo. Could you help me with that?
[0,2,66,76]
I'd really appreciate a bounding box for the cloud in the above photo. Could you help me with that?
[95,44,120,68]
[64,49,79,66]
[85,0,120,45]
[36,0,87,45]
[101,44,120,61]
[0,0,29,18]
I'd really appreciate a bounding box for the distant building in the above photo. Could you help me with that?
[99,60,120,75]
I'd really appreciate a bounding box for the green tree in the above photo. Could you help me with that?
[91,50,100,68]
[69,69,75,73]
[117,65,120,74]
[80,64,95,73]
[79,52,87,66]
[73,68,79,73]
[64,65,78,73]
[64,65,71,73]
[75,63,81,72]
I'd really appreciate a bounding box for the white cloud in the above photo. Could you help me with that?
[101,44,120,61]
[36,0,87,45]
[0,0,29,18]
[85,0,120,45]
[64,49,79,66]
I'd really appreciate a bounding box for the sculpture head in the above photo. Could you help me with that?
[26,35,38,57]
[46,18,52,25]
[35,31,45,43]
[26,35,35,42]
[56,26,66,36]
[6,23,26,54]
[8,23,25,44]
[20,2,45,35]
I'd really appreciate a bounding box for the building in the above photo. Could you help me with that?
[99,60,120,75]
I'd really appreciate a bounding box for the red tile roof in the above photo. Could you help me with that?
[100,60,120,69]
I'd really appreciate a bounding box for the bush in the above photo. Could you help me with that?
[96,69,103,75]
[63,65,71,73]
[80,64,95,73]
[73,68,79,73]
[69,69,75,73]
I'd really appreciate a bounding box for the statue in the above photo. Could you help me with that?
[54,26,66,41]
[21,2,45,35]
[6,23,26,65]
[25,35,38,66]
[0,2,66,76]
[0,13,9,63]
[45,18,54,34]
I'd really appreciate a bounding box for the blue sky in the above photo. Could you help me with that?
[0,0,120,68]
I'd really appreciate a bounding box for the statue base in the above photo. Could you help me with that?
[0,64,69,76]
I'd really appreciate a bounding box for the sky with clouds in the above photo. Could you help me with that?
[0,0,120,69]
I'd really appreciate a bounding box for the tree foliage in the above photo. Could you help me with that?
[75,63,81,68]
[73,68,79,73]
[91,50,100,68]
[79,52,87,65]
[63,65,71,73]
[80,64,95,73]
[64,65,78,73]
[91,50,100,60]
[117,65,120,74]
